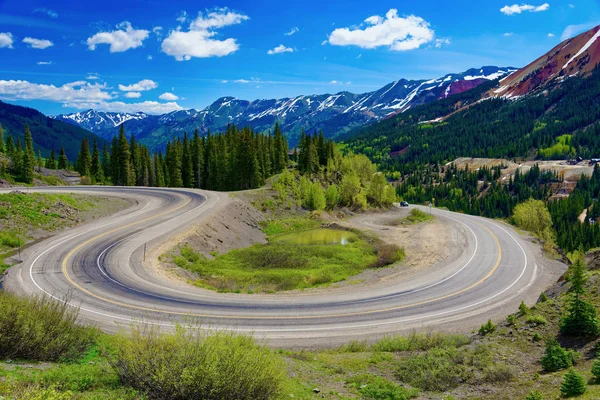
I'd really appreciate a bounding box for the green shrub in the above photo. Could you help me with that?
[541,340,578,372]
[560,369,586,397]
[395,345,492,391]
[507,314,517,325]
[371,332,469,352]
[532,332,542,342]
[0,292,98,361]
[525,390,543,400]
[0,231,21,248]
[539,292,549,302]
[519,300,530,316]
[482,364,514,383]
[591,360,600,381]
[526,315,547,326]
[479,320,496,336]
[339,340,368,353]
[347,374,418,400]
[109,324,286,400]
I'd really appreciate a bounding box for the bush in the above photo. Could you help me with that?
[526,315,547,326]
[395,345,492,391]
[479,320,496,336]
[591,360,600,381]
[512,199,554,238]
[0,292,98,361]
[541,340,578,372]
[482,364,514,383]
[507,314,517,325]
[539,292,549,302]
[109,324,286,400]
[560,369,586,397]
[525,390,543,400]
[519,300,530,316]
[532,332,543,342]
[347,374,418,400]
[560,297,600,337]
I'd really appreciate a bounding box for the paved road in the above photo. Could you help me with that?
[4,186,548,347]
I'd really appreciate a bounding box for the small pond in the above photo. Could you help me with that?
[272,229,358,245]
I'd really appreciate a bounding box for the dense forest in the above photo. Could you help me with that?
[344,66,600,176]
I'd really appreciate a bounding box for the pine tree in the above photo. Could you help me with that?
[45,149,57,169]
[129,134,139,185]
[57,147,68,170]
[0,124,4,154]
[102,144,110,180]
[117,126,131,186]
[110,136,119,184]
[181,132,194,188]
[91,138,103,183]
[5,135,14,158]
[21,125,35,184]
[561,255,600,336]
[560,369,586,397]
[37,150,43,171]
[77,138,92,177]
[192,130,204,188]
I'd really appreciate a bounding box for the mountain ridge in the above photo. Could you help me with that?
[53,66,516,150]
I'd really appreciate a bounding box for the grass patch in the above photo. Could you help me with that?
[371,332,470,352]
[390,208,434,226]
[175,233,379,292]
[347,374,418,400]
[260,216,321,237]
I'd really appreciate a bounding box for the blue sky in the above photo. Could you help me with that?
[0,0,598,115]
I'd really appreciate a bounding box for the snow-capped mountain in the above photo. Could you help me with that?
[53,66,516,150]
[493,24,600,99]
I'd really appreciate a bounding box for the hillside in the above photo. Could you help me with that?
[53,66,514,151]
[344,25,600,174]
[0,101,105,160]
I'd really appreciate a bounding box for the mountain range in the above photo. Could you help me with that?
[53,66,516,151]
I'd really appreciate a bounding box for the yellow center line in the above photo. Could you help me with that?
[61,198,503,320]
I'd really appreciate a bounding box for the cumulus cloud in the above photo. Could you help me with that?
[87,21,149,53]
[37,61,52,65]
[561,22,600,40]
[234,79,250,83]
[327,9,435,51]
[86,74,100,80]
[124,92,142,98]
[285,27,299,36]
[267,44,294,54]
[500,3,550,15]
[161,7,249,60]
[118,79,158,92]
[504,32,515,36]
[0,33,14,49]
[548,33,555,37]
[23,37,54,49]
[0,80,111,103]
[159,92,179,101]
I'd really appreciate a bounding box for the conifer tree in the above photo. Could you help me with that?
[102,144,110,180]
[117,126,132,186]
[0,124,4,154]
[181,132,193,188]
[57,147,68,170]
[37,150,43,171]
[561,255,600,336]
[5,135,14,158]
[129,134,139,185]
[77,138,92,177]
[91,138,103,183]
[560,369,586,397]
[110,136,119,184]
[21,125,35,184]
[192,130,204,188]
[45,149,57,169]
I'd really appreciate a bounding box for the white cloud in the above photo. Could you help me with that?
[327,9,435,51]
[569,4,575,8]
[356,53,362,59]
[321,40,327,46]
[561,22,600,40]
[86,74,100,80]
[0,78,182,114]
[330,80,340,84]
[221,80,228,83]
[0,33,14,48]
[504,32,515,36]
[0,80,111,103]
[285,27,299,36]
[548,33,555,37]
[434,38,451,48]
[37,61,52,65]
[234,79,250,84]
[159,92,179,101]
[33,8,58,18]
[162,8,249,60]
[267,44,294,54]
[87,21,149,53]
[176,11,188,24]
[147,55,153,60]
[124,92,142,98]
[118,79,158,92]
[23,37,54,49]
[500,3,550,15]
[67,100,183,114]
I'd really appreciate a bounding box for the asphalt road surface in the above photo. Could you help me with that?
[4,186,550,347]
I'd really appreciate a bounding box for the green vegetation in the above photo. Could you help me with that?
[174,232,381,292]
[347,374,418,400]
[479,320,497,336]
[541,340,578,372]
[560,369,587,397]
[260,216,321,237]
[538,134,575,159]
[390,208,433,226]
[109,325,285,400]
[0,292,98,361]
[560,254,600,336]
